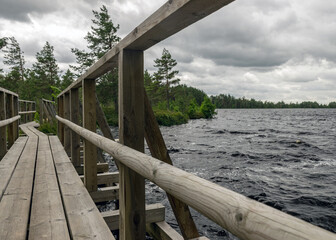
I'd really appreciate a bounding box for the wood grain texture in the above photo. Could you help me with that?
[146,221,183,240]
[6,94,14,148]
[64,93,71,156]
[119,49,146,240]
[57,96,64,145]
[80,172,119,185]
[89,186,119,203]
[56,115,336,240]
[102,204,165,231]
[83,78,97,192]
[29,133,70,240]
[49,136,115,240]
[71,88,81,167]
[0,137,27,200]
[144,91,199,239]
[75,162,108,175]
[0,131,38,240]
[0,91,6,159]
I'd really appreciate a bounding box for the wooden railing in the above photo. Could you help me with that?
[39,98,56,124]
[0,87,20,159]
[19,99,36,124]
[56,0,336,239]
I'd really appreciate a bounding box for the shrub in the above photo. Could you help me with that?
[200,96,216,119]
[154,109,188,126]
[39,121,57,135]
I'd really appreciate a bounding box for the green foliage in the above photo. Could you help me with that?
[0,37,7,49]
[34,111,39,123]
[153,109,188,126]
[188,99,203,119]
[200,96,216,119]
[51,86,61,101]
[102,104,118,126]
[153,48,180,110]
[38,121,57,135]
[60,69,75,90]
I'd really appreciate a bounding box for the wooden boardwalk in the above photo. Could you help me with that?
[0,122,114,239]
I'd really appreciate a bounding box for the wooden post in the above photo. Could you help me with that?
[27,102,32,122]
[0,91,6,159]
[32,102,36,121]
[83,79,97,192]
[144,91,200,239]
[119,49,146,239]
[6,94,14,148]
[58,96,64,145]
[23,102,27,123]
[13,96,19,141]
[64,93,71,156]
[70,88,80,167]
[40,99,44,124]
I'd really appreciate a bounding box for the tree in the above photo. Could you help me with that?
[60,69,75,91]
[71,5,120,109]
[153,48,180,110]
[32,41,60,98]
[3,37,25,82]
[0,37,7,49]
[200,96,216,119]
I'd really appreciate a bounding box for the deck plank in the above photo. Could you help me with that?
[0,137,28,200]
[0,133,38,239]
[28,132,70,240]
[49,136,114,240]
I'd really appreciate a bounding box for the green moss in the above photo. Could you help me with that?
[154,109,188,126]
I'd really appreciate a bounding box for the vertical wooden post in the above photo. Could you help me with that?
[6,94,14,148]
[13,96,19,141]
[27,102,32,122]
[64,93,71,156]
[23,101,27,123]
[119,49,146,239]
[70,88,80,167]
[58,95,64,145]
[0,91,6,160]
[83,79,97,192]
[40,99,44,124]
[32,102,36,121]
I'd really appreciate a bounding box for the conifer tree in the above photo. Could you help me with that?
[153,48,180,110]
[3,37,25,82]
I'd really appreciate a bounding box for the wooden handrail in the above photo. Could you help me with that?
[18,100,35,103]
[19,111,36,115]
[0,87,18,97]
[57,0,235,97]
[0,116,20,128]
[42,98,55,103]
[56,115,336,240]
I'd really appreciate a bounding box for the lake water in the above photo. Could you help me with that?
[105,109,336,239]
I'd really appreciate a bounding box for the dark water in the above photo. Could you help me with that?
[106,109,336,239]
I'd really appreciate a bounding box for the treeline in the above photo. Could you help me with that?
[1,5,216,127]
[211,94,336,109]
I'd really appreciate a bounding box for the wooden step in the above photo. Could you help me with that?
[80,172,119,186]
[75,162,109,175]
[101,203,165,231]
[90,186,119,203]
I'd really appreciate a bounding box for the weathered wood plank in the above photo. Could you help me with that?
[13,96,19,140]
[49,136,114,240]
[0,87,18,97]
[57,95,64,145]
[0,91,7,159]
[6,94,14,148]
[89,186,119,203]
[58,0,235,96]
[28,134,70,240]
[144,91,199,239]
[75,162,108,175]
[0,137,28,200]
[102,204,165,231]
[64,93,71,156]
[70,88,81,167]
[146,221,184,240]
[80,172,119,185]
[57,115,336,240]
[119,49,146,239]
[0,132,38,239]
[83,78,97,192]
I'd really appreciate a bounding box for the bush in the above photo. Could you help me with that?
[187,99,204,119]
[200,97,216,119]
[39,121,57,135]
[154,109,188,126]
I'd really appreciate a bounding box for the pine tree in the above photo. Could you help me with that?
[0,37,7,49]
[3,37,25,82]
[71,5,120,109]
[32,41,60,98]
[153,48,180,110]
[60,69,75,90]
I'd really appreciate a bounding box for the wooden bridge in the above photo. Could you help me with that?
[1,0,336,239]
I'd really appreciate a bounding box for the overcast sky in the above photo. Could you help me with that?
[0,0,335,103]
